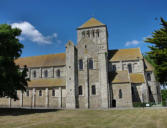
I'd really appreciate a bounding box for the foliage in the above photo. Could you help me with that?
[144,18,167,85]
[0,24,28,100]
[161,89,167,106]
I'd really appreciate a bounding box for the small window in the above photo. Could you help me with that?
[79,59,83,70]
[96,29,99,37]
[39,90,42,96]
[82,31,85,38]
[88,59,93,69]
[112,65,116,72]
[79,86,82,95]
[119,89,122,99]
[52,89,55,96]
[56,69,60,77]
[147,73,151,81]
[26,90,29,96]
[92,85,96,95]
[128,64,132,73]
[33,71,36,78]
[44,70,48,78]
[131,87,134,95]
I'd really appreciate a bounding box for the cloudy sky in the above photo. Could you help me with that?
[0,0,167,57]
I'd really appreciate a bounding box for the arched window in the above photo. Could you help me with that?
[128,64,132,73]
[39,90,42,96]
[147,73,151,81]
[26,90,29,96]
[44,70,48,78]
[88,59,93,69]
[119,89,122,99]
[79,86,82,95]
[96,29,99,37]
[56,69,60,77]
[112,65,116,72]
[92,85,96,95]
[82,31,85,38]
[79,59,83,70]
[92,30,95,37]
[33,70,36,78]
[87,30,90,38]
[52,89,55,96]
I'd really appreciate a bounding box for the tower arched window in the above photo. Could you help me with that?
[87,30,90,38]
[119,89,122,99]
[79,86,82,95]
[39,90,42,96]
[92,30,95,37]
[88,58,93,69]
[147,73,151,81]
[92,85,96,95]
[56,69,60,77]
[82,31,85,38]
[52,89,55,96]
[96,29,99,37]
[33,71,36,78]
[128,64,132,73]
[44,70,48,78]
[79,59,83,70]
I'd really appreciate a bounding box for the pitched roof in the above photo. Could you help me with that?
[78,17,105,29]
[111,71,130,83]
[144,59,154,71]
[15,53,66,68]
[109,48,143,62]
[28,78,65,88]
[130,73,145,83]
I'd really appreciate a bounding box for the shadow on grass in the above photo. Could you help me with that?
[0,108,59,116]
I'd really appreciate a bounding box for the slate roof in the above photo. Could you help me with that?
[130,73,145,83]
[111,71,130,83]
[78,17,105,29]
[15,53,66,68]
[109,48,143,62]
[28,78,65,88]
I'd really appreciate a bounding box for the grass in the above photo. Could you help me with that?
[0,108,167,128]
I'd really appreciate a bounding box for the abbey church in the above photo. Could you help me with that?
[0,18,161,108]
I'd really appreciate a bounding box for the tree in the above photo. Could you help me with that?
[145,18,167,86]
[0,24,28,100]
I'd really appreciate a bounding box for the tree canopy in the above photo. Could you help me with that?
[0,24,28,100]
[145,18,167,85]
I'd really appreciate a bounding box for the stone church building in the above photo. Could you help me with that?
[0,18,161,108]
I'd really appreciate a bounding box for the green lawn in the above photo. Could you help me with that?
[0,108,167,128]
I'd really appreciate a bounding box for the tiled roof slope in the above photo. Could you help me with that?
[78,17,105,29]
[111,71,130,83]
[109,48,143,62]
[144,59,154,71]
[130,73,145,83]
[15,53,66,68]
[28,78,65,88]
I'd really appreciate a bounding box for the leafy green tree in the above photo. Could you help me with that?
[0,24,28,100]
[145,18,167,86]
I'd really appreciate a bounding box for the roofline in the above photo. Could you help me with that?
[77,24,106,30]
[108,47,141,51]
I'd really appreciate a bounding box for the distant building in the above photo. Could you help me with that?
[0,18,161,108]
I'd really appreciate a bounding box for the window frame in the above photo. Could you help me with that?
[128,63,132,73]
[33,70,36,78]
[91,85,96,95]
[39,90,42,96]
[119,89,122,99]
[79,59,83,70]
[78,86,83,95]
[52,89,55,97]
[44,70,48,78]
[88,58,93,70]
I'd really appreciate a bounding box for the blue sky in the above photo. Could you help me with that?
[0,0,167,57]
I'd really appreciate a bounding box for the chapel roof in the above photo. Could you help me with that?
[15,53,66,68]
[109,48,143,62]
[130,73,145,83]
[78,17,105,29]
[144,59,154,71]
[28,78,65,88]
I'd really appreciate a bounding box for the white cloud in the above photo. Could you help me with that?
[11,21,58,44]
[125,40,140,46]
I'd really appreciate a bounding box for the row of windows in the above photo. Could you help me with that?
[82,30,100,38]
[78,85,96,95]
[25,89,58,97]
[79,59,93,70]
[32,69,60,78]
